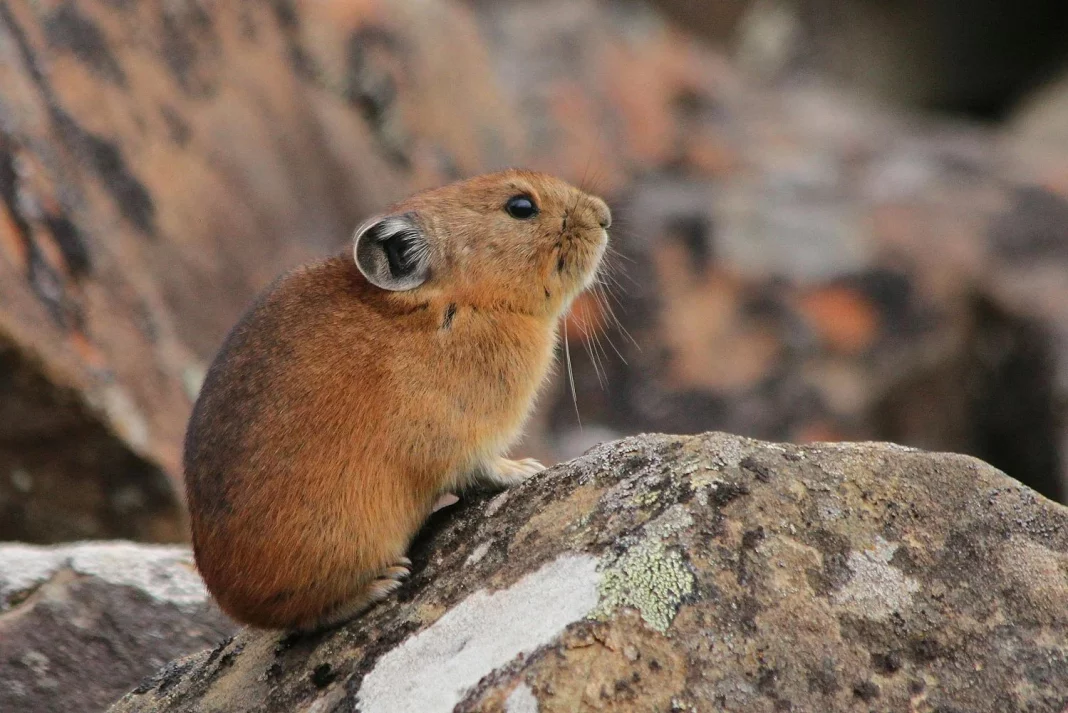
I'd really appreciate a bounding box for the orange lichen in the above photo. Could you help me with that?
[796,286,878,355]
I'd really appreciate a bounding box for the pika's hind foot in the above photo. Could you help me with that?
[432,492,460,512]
[381,556,412,581]
[475,456,545,488]
[301,557,412,632]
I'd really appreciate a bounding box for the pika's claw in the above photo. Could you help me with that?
[365,577,404,601]
[382,554,413,581]
[382,565,410,581]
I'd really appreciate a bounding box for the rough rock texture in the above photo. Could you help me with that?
[3,0,1068,544]
[1009,64,1068,190]
[724,0,1068,117]
[109,432,1068,713]
[0,541,235,713]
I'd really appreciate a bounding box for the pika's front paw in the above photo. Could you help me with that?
[483,456,545,487]
[507,457,545,480]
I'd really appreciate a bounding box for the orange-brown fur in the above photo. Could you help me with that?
[183,170,610,630]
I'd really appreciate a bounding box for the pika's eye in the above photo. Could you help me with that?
[505,194,538,220]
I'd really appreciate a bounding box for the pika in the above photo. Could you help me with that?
[183,169,610,631]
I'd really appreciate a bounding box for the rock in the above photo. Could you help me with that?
[0,540,234,713]
[645,0,753,44]
[1008,64,1068,192]
[730,0,1068,117]
[108,432,1068,712]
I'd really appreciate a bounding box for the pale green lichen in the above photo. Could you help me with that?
[689,472,724,490]
[592,539,694,633]
[633,490,661,508]
[677,460,702,476]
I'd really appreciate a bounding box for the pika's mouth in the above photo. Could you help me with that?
[557,220,605,262]
[581,229,609,289]
[553,196,609,296]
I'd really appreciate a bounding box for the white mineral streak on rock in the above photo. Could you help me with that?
[465,541,492,567]
[832,537,920,619]
[0,541,206,610]
[357,554,600,713]
[0,545,64,608]
[504,683,540,713]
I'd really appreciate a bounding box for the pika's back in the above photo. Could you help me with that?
[183,258,420,522]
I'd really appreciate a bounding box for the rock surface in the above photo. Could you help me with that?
[108,431,1068,713]
[723,0,1068,116]
[0,541,234,713]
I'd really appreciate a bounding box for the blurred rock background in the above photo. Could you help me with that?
[1,0,1067,546]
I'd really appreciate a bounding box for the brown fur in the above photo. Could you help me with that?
[183,170,610,630]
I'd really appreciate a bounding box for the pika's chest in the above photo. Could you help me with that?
[424,320,557,421]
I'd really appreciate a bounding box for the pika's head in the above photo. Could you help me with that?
[352,169,610,316]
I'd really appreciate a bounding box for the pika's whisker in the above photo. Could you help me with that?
[563,319,581,428]
[580,318,607,389]
[594,278,639,351]
[577,299,609,389]
[591,285,629,365]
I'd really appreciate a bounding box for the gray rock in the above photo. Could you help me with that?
[0,541,234,713]
[107,432,1068,712]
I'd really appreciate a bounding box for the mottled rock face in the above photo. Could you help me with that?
[0,541,235,713]
[109,432,1068,713]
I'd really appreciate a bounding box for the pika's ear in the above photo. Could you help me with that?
[352,213,430,291]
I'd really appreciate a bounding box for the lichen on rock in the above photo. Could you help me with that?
[592,538,694,633]
[830,536,920,620]
[591,504,697,633]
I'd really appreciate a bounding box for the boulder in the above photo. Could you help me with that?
[0,541,234,713]
[109,432,1068,712]
[727,0,1068,116]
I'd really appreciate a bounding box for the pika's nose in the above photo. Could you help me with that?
[590,196,612,229]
